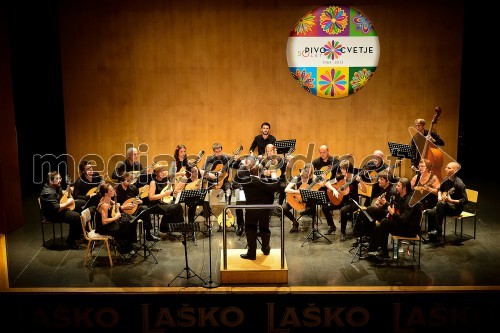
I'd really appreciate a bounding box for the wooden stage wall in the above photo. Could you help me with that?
[59,0,464,180]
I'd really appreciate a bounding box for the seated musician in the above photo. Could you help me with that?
[174,162,210,223]
[357,171,396,240]
[283,163,318,233]
[72,160,103,211]
[426,162,468,243]
[111,147,146,184]
[115,172,160,241]
[147,163,184,233]
[39,171,82,249]
[366,178,422,260]
[323,159,367,241]
[410,158,440,210]
[96,183,136,257]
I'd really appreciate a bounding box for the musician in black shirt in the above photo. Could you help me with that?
[249,122,276,158]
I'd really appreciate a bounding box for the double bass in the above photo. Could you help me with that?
[422,107,444,181]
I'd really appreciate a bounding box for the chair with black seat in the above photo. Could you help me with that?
[443,188,478,244]
[80,208,116,267]
[38,197,64,248]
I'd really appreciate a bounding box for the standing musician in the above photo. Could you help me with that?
[324,160,367,241]
[73,160,103,211]
[96,183,136,257]
[411,117,445,170]
[147,163,184,233]
[249,122,276,159]
[174,162,210,223]
[283,163,318,233]
[426,162,468,243]
[115,172,160,242]
[39,171,82,249]
[112,147,146,184]
[366,178,422,260]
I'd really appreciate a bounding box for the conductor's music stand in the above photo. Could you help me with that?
[299,189,332,246]
[167,222,206,287]
[388,142,414,178]
[348,197,373,263]
[275,139,296,154]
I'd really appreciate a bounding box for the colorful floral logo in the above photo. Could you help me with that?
[286,5,379,99]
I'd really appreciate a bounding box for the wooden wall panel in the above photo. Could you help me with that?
[59,0,464,178]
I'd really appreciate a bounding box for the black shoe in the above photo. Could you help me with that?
[66,239,79,250]
[261,245,271,255]
[340,233,346,242]
[325,226,336,235]
[146,234,161,242]
[240,253,256,260]
[235,226,244,236]
[290,222,299,233]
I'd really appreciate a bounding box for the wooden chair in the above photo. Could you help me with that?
[38,197,64,248]
[390,210,426,268]
[80,208,116,267]
[444,188,478,243]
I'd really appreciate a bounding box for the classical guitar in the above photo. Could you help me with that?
[286,165,332,212]
[214,145,243,188]
[177,151,205,183]
[327,166,368,206]
[440,187,455,202]
[122,185,149,215]
[60,175,76,211]
[217,209,235,227]
[366,159,401,182]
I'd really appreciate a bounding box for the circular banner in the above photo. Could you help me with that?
[286,6,380,98]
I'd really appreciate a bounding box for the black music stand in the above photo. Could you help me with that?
[133,205,159,264]
[349,197,373,263]
[388,142,414,178]
[167,222,206,286]
[176,189,208,243]
[275,139,296,154]
[299,189,332,246]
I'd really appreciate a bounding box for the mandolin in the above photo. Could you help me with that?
[160,180,174,204]
[122,185,149,215]
[60,175,76,211]
[111,193,119,217]
[217,209,235,227]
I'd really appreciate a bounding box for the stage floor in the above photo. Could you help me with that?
[4,179,500,289]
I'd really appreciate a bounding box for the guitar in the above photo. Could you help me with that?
[214,145,243,189]
[327,166,368,206]
[122,184,149,215]
[60,175,76,211]
[185,178,202,190]
[177,151,205,183]
[366,159,401,182]
[286,165,332,212]
[217,209,235,227]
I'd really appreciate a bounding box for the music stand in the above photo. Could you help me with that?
[299,189,332,246]
[275,139,296,154]
[167,222,206,286]
[133,205,159,264]
[176,189,208,243]
[388,142,414,178]
[348,197,373,263]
